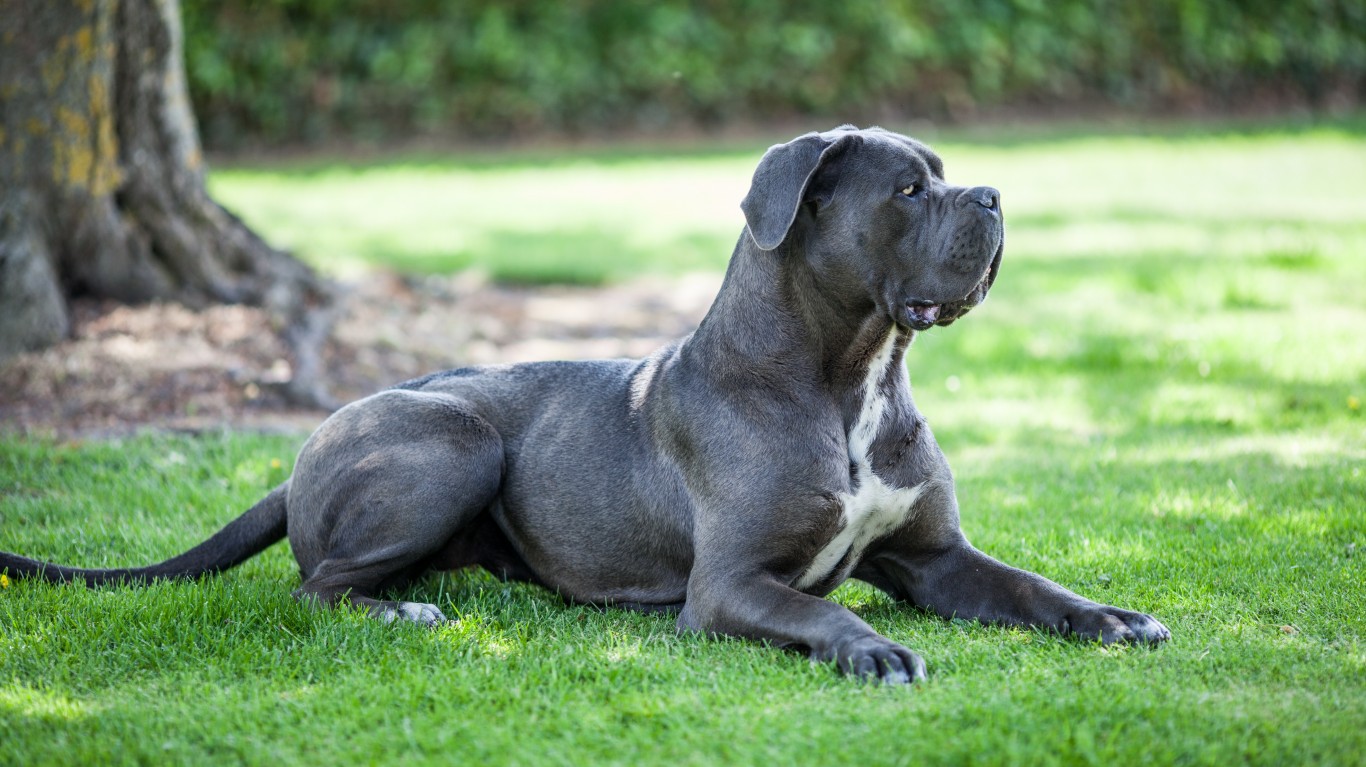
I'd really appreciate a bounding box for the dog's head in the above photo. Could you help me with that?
[741,125,1003,331]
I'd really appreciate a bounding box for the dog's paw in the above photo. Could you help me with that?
[378,601,448,627]
[1067,605,1170,645]
[832,635,927,685]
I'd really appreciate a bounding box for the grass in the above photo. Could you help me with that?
[206,115,1366,286]
[208,150,753,283]
[4,117,1366,765]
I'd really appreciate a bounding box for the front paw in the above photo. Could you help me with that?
[1067,604,1171,645]
[830,635,928,684]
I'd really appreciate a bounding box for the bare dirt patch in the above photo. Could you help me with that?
[0,271,721,439]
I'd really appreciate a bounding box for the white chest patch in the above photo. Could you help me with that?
[795,329,925,591]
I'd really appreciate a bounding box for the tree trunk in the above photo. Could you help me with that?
[0,0,334,406]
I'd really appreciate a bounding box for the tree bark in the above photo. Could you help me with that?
[0,0,334,406]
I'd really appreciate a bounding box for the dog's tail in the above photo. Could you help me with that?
[0,482,289,586]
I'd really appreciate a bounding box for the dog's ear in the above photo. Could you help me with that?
[741,132,847,251]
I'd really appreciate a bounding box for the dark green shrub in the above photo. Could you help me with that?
[181,0,1366,149]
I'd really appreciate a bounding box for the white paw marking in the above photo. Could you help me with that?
[796,328,924,590]
[381,601,447,627]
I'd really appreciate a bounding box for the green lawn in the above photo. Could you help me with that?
[3,118,1365,765]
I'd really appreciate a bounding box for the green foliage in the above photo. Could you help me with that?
[181,0,1366,149]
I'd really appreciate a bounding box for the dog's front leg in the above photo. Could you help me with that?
[862,542,1170,644]
[678,568,927,684]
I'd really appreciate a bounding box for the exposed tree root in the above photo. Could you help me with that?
[1,0,338,407]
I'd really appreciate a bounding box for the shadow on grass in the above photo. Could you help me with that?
[214,113,1366,175]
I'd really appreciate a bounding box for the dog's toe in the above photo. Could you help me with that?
[1073,605,1170,645]
[835,636,927,685]
[382,601,448,627]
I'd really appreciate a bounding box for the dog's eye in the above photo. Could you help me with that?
[901,184,918,197]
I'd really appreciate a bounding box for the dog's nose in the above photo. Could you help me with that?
[965,186,999,210]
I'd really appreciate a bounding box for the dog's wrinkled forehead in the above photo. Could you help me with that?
[825,125,945,181]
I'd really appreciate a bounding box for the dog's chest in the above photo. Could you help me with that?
[794,331,924,591]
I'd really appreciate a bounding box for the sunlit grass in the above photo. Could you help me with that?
[211,157,750,281]
[4,118,1365,765]
[209,120,1366,286]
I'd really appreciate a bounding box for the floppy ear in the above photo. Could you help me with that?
[741,132,841,251]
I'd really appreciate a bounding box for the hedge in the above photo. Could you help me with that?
[181,0,1366,149]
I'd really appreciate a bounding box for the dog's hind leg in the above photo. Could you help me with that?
[285,390,505,626]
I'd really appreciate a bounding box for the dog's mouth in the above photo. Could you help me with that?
[902,248,1002,332]
[902,274,991,331]
[904,301,944,331]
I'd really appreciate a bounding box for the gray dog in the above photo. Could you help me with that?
[0,126,1169,683]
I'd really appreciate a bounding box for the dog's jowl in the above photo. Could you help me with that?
[0,126,1170,684]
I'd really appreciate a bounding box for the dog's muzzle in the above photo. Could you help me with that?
[903,237,1002,331]
[917,189,1003,330]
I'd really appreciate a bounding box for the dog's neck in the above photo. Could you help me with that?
[688,233,910,396]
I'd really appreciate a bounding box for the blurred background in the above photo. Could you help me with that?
[182,0,1362,151]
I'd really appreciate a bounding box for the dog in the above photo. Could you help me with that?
[0,126,1169,683]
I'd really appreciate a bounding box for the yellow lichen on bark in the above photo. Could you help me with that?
[40,42,68,93]
[88,0,122,192]
[50,95,121,194]
[55,106,89,138]
[36,14,122,194]
[74,27,94,61]
[87,68,121,194]
[52,105,94,188]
